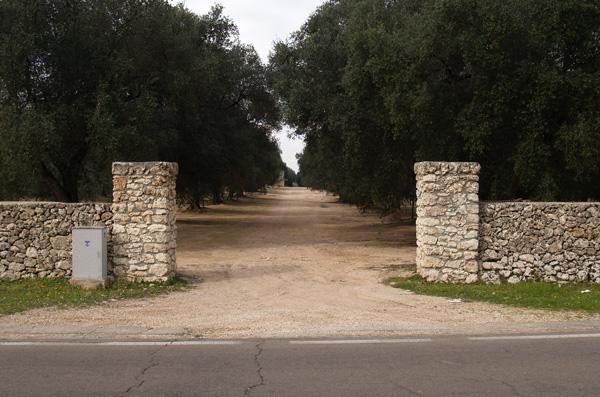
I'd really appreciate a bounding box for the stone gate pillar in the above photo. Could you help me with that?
[111,162,178,282]
[414,162,480,283]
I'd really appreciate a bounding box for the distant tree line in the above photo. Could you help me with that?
[0,0,283,206]
[270,0,600,213]
[284,165,303,187]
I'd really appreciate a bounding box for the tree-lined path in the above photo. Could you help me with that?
[0,188,594,340]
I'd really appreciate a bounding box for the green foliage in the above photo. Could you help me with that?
[0,277,187,316]
[283,165,302,186]
[271,0,600,211]
[390,275,600,313]
[0,1,283,204]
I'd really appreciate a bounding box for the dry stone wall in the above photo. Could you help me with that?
[415,161,600,284]
[0,203,112,280]
[414,162,481,283]
[480,202,600,284]
[0,162,178,282]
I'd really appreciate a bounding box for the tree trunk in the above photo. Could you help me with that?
[62,170,80,202]
[39,162,70,202]
[212,188,223,204]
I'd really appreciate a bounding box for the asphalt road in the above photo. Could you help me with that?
[1,334,599,396]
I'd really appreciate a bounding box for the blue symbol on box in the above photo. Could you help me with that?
[84,240,91,247]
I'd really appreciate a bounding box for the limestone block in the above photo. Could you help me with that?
[149,263,170,277]
[112,224,126,234]
[25,247,38,258]
[519,254,535,264]
[1,270,20,280]
[459,239,478,251]
[24,258,36,268]
[155,253,171,263]
[8,263,25,272]
[464,260,479,274]
[129,264,149,272]
[465,274,479,284]
[149,224,168,233]
[50,236,70,251]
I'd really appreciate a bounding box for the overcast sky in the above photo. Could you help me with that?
[175,0,327,171]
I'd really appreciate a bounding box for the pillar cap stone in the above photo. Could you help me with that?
[112,162,179,176]
[414,162,480,176]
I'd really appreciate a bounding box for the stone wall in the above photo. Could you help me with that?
[414,162,481,283]
[415,161,600,284]
[0,203,112,280]
[480,202,600,284]
[111,162,178,282]
[0,162,178,282]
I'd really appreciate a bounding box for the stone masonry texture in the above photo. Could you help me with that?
[480,202,600,284]
[111,162,178,282]
[414,162,481,283]
[0,162,178,282]
[415,161,600,284]
[0,203,112,280]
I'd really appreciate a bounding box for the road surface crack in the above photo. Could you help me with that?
[499,380,523,396]
[117,343,168,396]
[244,341,265,396]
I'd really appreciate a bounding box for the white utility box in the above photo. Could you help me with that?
[71,226,108,289]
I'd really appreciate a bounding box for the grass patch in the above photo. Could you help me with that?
[0,277,188,316]
[390,275,600,313]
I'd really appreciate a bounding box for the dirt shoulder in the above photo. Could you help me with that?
[0,187,598,340]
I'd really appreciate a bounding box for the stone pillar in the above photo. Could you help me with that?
[111,162,178,282]
[414,162,480,283]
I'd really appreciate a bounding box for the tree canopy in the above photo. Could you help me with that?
[270,0,600,212]
[0,0,283,204]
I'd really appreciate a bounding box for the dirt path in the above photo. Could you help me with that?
[0,188,598,340]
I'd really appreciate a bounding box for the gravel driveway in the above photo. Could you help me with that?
[0,188,597,340]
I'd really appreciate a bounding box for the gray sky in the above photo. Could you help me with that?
[176,0,327,171]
